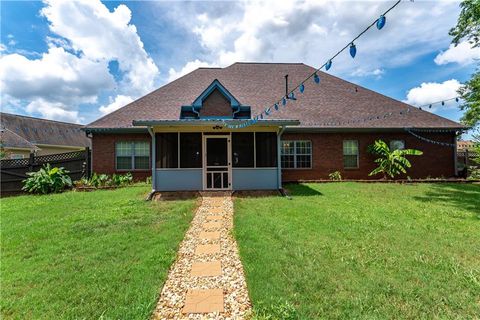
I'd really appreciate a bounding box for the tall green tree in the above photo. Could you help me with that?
[450,0,480,128]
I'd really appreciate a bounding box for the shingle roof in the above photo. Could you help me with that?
[0,128,38,150]
[1,113,91,147]
[86,62,464,130]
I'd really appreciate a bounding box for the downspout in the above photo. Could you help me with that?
[147,126,156,197]
[277,126,286,190]
[454,130,459,177]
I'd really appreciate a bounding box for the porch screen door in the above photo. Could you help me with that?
[204,136,231,190]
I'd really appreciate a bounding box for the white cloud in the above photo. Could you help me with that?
[404,79,462,110]
[0,0,159,122]
[0,46,114,120]
[26,99,82,123]
[168,0,461,78]
[168,59,217,82]
[351,68,385,78]
[99,95,134,115]
[41,0,159,97]
[0,44,6,52]
[434,41,480,65]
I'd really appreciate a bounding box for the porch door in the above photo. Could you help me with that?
[203,135,232,190]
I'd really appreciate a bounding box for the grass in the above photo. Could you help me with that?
[234,183,480,319]
[1,185,196,320]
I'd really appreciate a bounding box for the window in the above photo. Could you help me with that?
[156,133,178,168]
[281,141,312,168]
[343,140,359,168]
[180,133,202,168]
[116,141,150,170]
[255,132,277,167]
[232,132,254,167]
[390,140,405,151]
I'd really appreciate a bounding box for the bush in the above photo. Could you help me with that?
[74,172,133,189]
[328,171,342,181]
[22,164,72,194]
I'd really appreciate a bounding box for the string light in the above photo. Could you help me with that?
[222,0,403,129]
[349,43,357,58]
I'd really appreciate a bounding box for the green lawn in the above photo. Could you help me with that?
[234,183,480,319]
[1,185,196,320]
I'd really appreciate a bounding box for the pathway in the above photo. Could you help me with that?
[152,191,251,319]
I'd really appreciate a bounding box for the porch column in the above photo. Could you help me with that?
[276,126,285,189]
[148,127,156,191]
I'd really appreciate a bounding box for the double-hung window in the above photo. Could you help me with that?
[281,140,312,168]
[115,141,150,170]
[343,140,359,169]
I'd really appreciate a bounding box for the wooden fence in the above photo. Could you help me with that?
[0,148,91,196]
[457,150,479,177]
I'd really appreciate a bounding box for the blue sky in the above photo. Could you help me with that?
[1,0,479,132]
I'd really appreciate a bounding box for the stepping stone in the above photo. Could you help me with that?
[190,261,222,277]
[206,215,223,221]
[182,289,224,314]
[209,207,224,214]
[203,221,222,229]
[195,244,221,255]
[199,231,220,240]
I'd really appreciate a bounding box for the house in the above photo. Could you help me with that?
[457,140,478,152]
[84,63,465,191]
[0,113,91,159]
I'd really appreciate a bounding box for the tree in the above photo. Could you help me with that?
[368,140,423,179]
[450,0,480,128]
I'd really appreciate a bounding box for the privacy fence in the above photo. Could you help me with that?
[0,148,91,196]
[457,150,479,178]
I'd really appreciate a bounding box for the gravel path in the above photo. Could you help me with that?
[152,192,252,319]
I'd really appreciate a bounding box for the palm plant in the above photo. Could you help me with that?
[368,140,423,179]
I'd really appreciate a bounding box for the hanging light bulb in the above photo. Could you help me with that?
[325,59,332,71]
[313,73,320,84]
[282,97,287,106]
[429,104,432,109]
[441,101,445,106]
[349,43,357,58]
[455,97,459,102]
[265,107,271,115]
[289,92,297,100]
[376,15,386,30]
[274,103,279,111]
[260,114,264,119]
[299,83,305,93]
[419,107,422,110]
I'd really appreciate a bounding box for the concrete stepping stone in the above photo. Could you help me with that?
[182,289,224,314]
[199,231,220,240]
[190,261,222,277]
[206,215,223,221]
[195,244,221,255]
[203,221,222,229]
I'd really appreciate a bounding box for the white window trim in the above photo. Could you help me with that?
[115,141,151,171]
[280,140,313,169]
[343,140,359,169]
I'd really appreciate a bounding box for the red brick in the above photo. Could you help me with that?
[281,131,456,181]
[91,132,151,181]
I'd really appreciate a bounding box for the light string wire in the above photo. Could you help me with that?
[416,96,462,110]
[404,128,456,147]
[222,0,403,129]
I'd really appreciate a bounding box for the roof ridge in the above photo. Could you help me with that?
[1,112,84,126]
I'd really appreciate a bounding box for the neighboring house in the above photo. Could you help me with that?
[0,113,91,159]
[85,63,465,191]
[457,140,478,152]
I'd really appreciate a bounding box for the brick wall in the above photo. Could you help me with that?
[199,89,232,117]
[91,132,151,181]
[281,131,456,181]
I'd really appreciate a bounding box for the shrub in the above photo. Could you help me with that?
[328,171,342,181]
[22,164,72,194]
[368,140,423,179]
[74,172,133,188]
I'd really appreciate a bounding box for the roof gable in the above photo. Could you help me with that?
[192,79,241,109]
